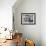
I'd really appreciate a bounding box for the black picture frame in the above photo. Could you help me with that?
[21,13,36,25]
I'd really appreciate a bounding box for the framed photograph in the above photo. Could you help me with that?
[21,13,36,25]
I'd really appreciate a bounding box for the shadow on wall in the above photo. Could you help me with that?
[12,0,24,33]
[12,0,24,10]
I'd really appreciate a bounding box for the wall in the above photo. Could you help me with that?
[41,0,46,46]
[0,0,16,30]
[13,0,41,46]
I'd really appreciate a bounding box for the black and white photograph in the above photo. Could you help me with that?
[21,13,36,25]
